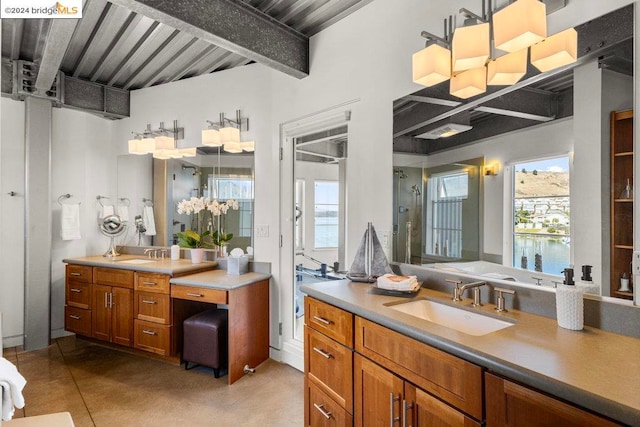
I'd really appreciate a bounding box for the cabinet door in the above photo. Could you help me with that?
[485,373,620,427]
[306,379,353,427]
[111,287,133,347]
[406,383,480,427]
[92,284,111,342]
[354,354,403,427]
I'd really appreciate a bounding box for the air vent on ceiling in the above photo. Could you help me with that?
[415,123,473,140]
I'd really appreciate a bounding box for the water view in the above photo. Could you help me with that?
[513,234,569,275]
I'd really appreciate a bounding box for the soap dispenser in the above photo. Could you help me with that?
[556,267,583,330]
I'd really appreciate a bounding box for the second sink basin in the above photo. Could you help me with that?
[386,298,514,336]
[117,258,157,264]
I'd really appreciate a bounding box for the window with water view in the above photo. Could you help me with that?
[314,181,339,248]
[513,156,570,274]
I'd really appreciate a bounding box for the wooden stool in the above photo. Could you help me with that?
[182,308,228,378]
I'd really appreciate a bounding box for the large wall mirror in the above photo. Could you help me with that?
[392,5,633,298]
[117,150,254,252]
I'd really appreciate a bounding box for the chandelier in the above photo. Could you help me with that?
[412,0,577,99]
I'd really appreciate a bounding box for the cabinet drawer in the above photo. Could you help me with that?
[305,326,353,413]
[135,272,170,294]
[134,320,171,356]
[355,316,483,420]
[171,285,227,304]
[65,282,91,309]
[95,267,134,289]
[135,292,171,325]
[305,297,353,347]
[65,306,92,336]
[407,383,481,427]
[306,379,353,427]
[66,264,93,283]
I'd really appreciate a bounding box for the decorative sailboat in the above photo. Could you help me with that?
[347,222,393,283]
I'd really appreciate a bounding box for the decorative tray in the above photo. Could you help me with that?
[346,273,377,283]
[369,282,422,297]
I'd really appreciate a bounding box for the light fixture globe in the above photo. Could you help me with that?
[220,126,240,144]
[452,22,490,72]
[530,28,578,72]
[450,67,487,99]
[487,49,528,85]
[493,0,546,52]
[202,128,222,147]
[413,44,451,87]
[223,142,243,153]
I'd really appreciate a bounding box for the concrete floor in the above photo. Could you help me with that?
[4,336,304,426]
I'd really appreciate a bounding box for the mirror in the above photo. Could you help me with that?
[392,5,634,297]
[116,150,254,252]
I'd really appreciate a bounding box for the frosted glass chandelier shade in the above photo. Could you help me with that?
[202,128,222,147]
[179,147,197,157]
[240,141,255,152]
[412,44,451,87]
[223,142,243,153]
[152,150,172,160]
[450,67,487,99]
[487,49,528,85]
[452,22,490,72]
[530,28,578,72]
[154,135,174,150]
[220,126,240,144]
[128,139,146,155]
[493,0,546,53]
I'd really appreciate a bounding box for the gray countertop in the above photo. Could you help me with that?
[169,269,270,290]
[63,255,217,275]
[301,280,640,426]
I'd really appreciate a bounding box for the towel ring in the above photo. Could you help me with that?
[57,194,78,206]
[96,195,110,207]
[119,197,130,206]
[142,198,154,207]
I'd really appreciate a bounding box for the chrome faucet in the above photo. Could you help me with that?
[446,279,486,304]
[144,248,157,259]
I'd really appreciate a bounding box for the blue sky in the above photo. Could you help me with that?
[515,156,569,173]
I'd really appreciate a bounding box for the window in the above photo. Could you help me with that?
[513,156,570,274]
[208,174,254,237]
[426,171,468,258]
[314,181,339,248]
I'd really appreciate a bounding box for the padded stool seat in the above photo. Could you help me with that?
[183,308,228,378]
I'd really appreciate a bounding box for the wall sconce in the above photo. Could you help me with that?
[202,110,254,153]
[484,163,499,176]
[128,121,188,158]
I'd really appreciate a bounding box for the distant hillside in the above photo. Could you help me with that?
[515,171,569,198]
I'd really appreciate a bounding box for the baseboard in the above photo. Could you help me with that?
[2,335,24,349]
[281,339,304,372]
[51,328,74,340]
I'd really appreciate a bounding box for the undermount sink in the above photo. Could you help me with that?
[386,298,515,336]
[116,258,157,264]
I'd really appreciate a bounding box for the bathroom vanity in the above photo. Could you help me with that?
[63,255,270,384]
[302,280,640,426]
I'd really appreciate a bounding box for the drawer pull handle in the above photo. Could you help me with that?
[313,403,332,420]
[70,288,82,293]
[312,315,332,325]
[142,300,157,304]
[70,272,81,276]
[186,292,204,297]
[142,329,158,336]
[312,347,332,359]
[142,281,157,286]
[69,315,81,320]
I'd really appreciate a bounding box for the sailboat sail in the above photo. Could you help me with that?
[347,223,392,282]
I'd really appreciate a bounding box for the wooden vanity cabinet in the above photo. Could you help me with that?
[485,373,621,427]
[134,271,173,355]
[92,268,134,347]
[304,297,354,426]
[64,265,93,336]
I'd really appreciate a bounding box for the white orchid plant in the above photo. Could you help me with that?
[176,197,239,249]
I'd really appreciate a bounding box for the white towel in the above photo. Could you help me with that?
[143,206,156,236]
[102,205,114,217]
[0,357,27,421]
[117,205,130,222]
[60,203,82,241]
[376,274,420,291]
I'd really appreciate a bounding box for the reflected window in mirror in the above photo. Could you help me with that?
[426,171,469,258]
[512,156,570,274]
[314,180,339,249]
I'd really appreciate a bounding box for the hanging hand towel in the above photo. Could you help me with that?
[117,204,130,222]
[101,205,115,217]
[0,357,27,421]
[143,205,156,236]
[60,203,82,240]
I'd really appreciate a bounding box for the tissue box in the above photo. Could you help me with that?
[227,256,249,275]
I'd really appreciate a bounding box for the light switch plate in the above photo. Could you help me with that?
[256,225,269,238]
[633,251,640,275]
